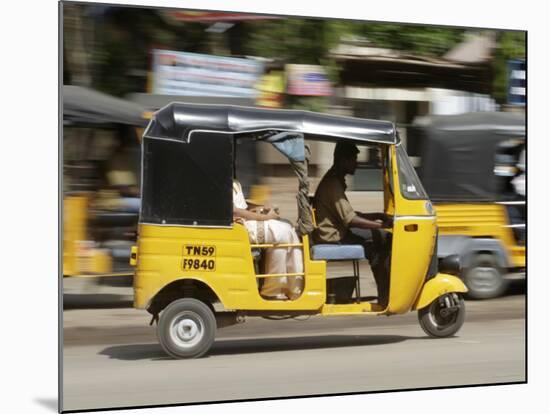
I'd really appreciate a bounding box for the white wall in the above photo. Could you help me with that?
[428,88,498,115]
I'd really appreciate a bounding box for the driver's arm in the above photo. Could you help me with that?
[349,214,384,230]
[357,212,385,221]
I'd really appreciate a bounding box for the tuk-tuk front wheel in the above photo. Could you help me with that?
[158,298,217,359]
[418,293,465,338]
[463,253,506,300]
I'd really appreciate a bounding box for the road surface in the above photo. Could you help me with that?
[62,286,525,412]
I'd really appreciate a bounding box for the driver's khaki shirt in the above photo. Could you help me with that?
[312,167,356,244]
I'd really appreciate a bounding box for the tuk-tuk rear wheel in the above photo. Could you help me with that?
[157,298,217,359]
[418,293,465,338]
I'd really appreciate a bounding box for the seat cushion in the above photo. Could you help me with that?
[311,244,365,261]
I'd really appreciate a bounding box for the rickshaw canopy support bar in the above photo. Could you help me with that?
[250,243,303,248]
[255,272,305,278]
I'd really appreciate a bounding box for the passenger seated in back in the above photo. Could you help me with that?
[232,180,304,300]
[509,147,525,244]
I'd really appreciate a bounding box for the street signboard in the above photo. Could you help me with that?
[152,50,263,98]
[508,59,526,106]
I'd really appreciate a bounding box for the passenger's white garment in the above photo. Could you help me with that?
[512,148,526,197]
[512,173,525,197]
[233,181,304,299]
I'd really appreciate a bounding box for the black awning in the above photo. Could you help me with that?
[63,85,148,127]
[415,111,525,134]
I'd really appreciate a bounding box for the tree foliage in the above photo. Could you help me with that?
[492,31,526,104]
[237,19,467,110]
[240,19,346,65]
[65,5,525,104]
[350,23,466,56]
[87,7,210,96]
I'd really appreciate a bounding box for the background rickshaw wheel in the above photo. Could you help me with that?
[157,298,217,359]
[463,253,507,300]
[418,294,465,338]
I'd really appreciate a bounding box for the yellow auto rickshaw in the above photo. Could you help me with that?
[131,103,468,359]
[412,112,526,299]
[63,85,149,279]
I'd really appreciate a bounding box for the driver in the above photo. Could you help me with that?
[312,142,393,306]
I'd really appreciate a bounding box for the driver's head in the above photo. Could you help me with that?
[334,141,359,175]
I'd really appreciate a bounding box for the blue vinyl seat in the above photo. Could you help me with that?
[311,244,365,261]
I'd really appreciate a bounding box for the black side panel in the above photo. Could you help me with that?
[420,128,502,202]
[141,132,233,226]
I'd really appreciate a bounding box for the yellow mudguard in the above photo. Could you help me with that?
[413,273,468,310]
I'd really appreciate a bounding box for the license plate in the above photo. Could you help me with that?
[181,245,216,272]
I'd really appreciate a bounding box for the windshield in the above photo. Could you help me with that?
[396,145,428,200]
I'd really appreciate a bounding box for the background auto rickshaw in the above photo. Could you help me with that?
[63,85,149,279]
[132,103,468,359]
[411,111,526,299]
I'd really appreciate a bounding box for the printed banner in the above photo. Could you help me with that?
[286,64,332,96]
[152,50,263,98]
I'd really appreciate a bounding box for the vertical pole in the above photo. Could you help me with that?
[353,260,361,303]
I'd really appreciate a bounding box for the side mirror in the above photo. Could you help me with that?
[439,254,461,276]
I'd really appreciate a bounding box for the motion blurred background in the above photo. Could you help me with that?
[62,1,525,296]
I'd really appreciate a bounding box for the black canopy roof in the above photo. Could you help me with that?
[63,85,148,127]
[145,102,396,144]
[414,111,525,135]
[414,111,525,202]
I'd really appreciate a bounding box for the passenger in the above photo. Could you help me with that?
[232,180,304,300]
[312,142,393,306]
[509,147,526,244]
[106,137,141,213]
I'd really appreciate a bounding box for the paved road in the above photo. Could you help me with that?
[62,291,525,412]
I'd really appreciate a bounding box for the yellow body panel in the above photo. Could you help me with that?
[435,203,525,268]
[134,224,326,311]
[90,249,113,274]
[63,195,89,276]
[412,273,468,310]
[387,217,437,314]
[320,302,384,315]
[63,194,120,276]
[384,146,438,314]
[509,246,526,268]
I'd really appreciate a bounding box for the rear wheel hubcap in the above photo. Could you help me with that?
[170,313,204,348]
